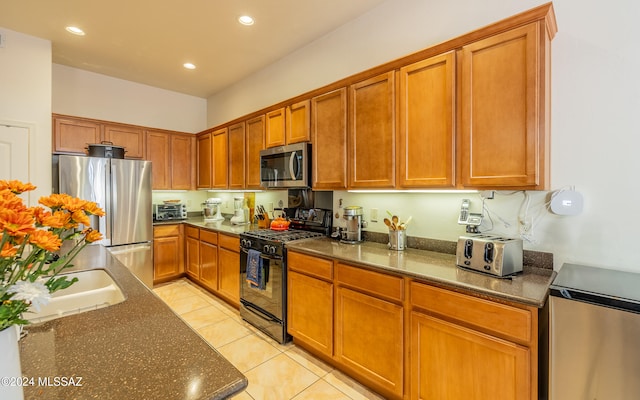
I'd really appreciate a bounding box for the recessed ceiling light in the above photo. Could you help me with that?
[238,15,254,26]
[183,63,196,70]
[65,26,85,36]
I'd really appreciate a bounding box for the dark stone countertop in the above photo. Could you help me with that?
[286,238,555,308]
[18,245,247,400]
[154,218,255,237]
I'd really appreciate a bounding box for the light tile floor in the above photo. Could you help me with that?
[153,278,385,400]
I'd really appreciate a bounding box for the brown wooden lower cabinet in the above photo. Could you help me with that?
[217,234,240,307]
[152,224,184,284]
[183,226,240,308]
[286,250,540,400]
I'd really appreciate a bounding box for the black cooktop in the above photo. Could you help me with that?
[241,228,324,243]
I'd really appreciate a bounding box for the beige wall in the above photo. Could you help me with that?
[53,64,207,134]
[206,0,640,272]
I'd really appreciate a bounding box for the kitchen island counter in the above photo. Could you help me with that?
[19,245,247,400]
[286,238,555,307]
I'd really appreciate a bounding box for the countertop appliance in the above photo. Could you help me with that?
[153,203,187,221]
[456,234,523,276]
[341,206,364,244]
[550,263,640,400]
[55,154,153,288]
[203,197,223,222]
[239,207,331,344]
[260,142,311,189]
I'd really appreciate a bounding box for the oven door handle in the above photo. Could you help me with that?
[240,248,282,261]
[243,302,279,322]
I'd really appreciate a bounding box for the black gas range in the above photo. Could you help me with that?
[239,208,331,344]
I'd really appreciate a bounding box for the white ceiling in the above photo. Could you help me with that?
[0,0,387,98]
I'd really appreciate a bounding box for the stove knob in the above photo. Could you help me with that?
[263,244,270,253]
[269,245,276,254]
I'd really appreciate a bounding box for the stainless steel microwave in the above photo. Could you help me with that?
[260,143,311,188]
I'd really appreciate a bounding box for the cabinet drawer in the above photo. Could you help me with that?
[185,225,199,239]
[218,234,239,251]
[288,251,333,281]
[410,281,532,343]
[336,263,403,303]
[153,224,181,238]
[200,229,218,245]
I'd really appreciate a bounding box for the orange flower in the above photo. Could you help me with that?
[41,210,72,229]
[0,242,17,257]
[0,189,28,212]
[0,180,36,194]
[60,197,87,213]
[0,209,36,237]
[71,210,90,226]
[28,229,62,252]
[83,228,103,243]
[83,201,105,217]
[39,193,74,209]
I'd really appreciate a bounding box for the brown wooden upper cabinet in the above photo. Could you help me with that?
[398,52,455,188]
[146,131,195,190]
[212,127,229,189]
[265,101,311,148]
[312,88,348,190]
[53,115,102,155]
[103,124,145,159]
[265,108,286,148]
[458,21,552,190]
[228,122,246,189]
[286,100,311,144]
[53,114,145,158]
[196,132,212,189]
[349,71,396,189]
[245,115,265,189]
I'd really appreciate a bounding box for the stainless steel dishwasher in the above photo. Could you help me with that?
[550,263,640,400]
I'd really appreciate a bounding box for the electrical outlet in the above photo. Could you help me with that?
[370,208,379,222]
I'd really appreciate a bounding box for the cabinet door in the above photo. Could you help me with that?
[196,133,212,188]
[171,134,194,190]
[245,115,265,189]
[399,52,455,188]
[335,286,403,398]
[349,71,396,188]
[312,88,347,190]
[104,124,145,159]
[185,236,200,280]
[288,270,333,357]
[218,247,240,307]
[228,122,246,189]
[459,23,543,189]
[53,116,102,154]
[286,100,310,144]
[265,108,286,148]
[153,236,182,281]
[199,240,218,291]
[411,312,530,400]
[212,128,228,189]
[146,131,171,190]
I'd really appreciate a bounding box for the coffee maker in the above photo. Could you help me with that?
[341,206,364,244]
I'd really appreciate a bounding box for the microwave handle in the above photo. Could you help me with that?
[289,152,299,180]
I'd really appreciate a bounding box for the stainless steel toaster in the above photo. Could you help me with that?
[456,234,523,276]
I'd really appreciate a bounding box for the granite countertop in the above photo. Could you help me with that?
[155,218,255,237]
[19,245,247,400]
[286,238,556,308]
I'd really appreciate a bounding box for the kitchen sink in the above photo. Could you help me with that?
[25,269,125,324]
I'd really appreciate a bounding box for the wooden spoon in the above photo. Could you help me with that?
[383,218,395,230]
[392,215,399,225]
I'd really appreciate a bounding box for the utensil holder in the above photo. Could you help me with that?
[388,229,406,251]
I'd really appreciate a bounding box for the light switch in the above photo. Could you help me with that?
[370,208,378,222]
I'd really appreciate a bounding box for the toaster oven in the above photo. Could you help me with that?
[456,234,523,276]
[153,203,187,221]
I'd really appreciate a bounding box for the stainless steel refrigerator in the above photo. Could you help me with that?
[55,155,153,287]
